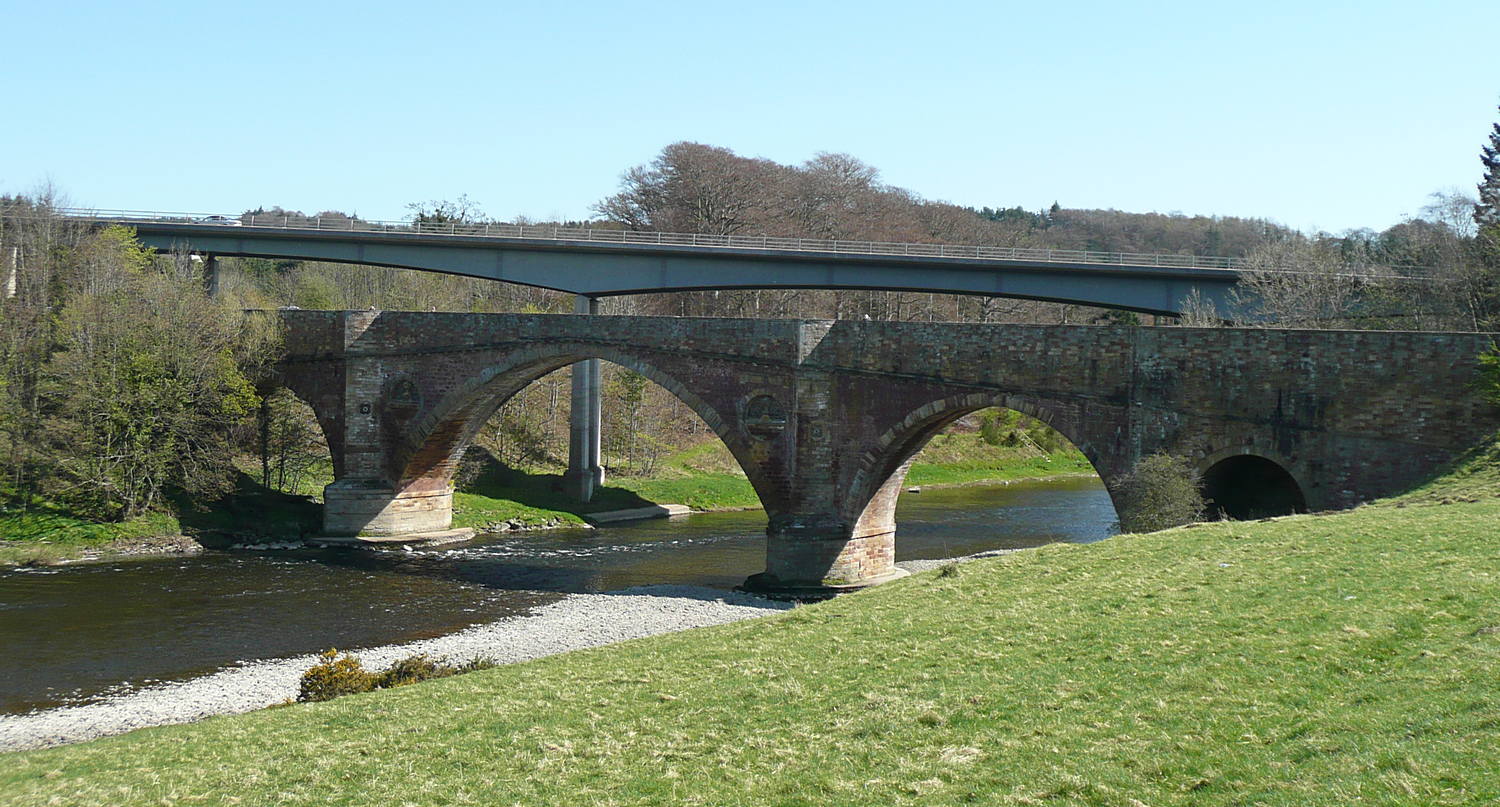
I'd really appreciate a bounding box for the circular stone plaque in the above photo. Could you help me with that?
[742,394,788,440]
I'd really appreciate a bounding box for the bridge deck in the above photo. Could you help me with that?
[69,210,1245,314]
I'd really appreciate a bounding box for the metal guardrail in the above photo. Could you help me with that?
[53,208,1248,272]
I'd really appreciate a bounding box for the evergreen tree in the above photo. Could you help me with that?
[1476,102,1500,326]
[1477,101,1500,229]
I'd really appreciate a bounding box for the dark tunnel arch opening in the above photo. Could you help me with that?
[1201,455,1307,520]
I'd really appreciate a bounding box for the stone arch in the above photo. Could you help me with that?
[1200,452,1308,520]
[387,342,770,502]
[259,373,346,479]
[844,391,1107,541]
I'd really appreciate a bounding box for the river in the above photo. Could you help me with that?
[0,477,1115,715]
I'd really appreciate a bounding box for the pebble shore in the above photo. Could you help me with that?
[0,553,1018,753]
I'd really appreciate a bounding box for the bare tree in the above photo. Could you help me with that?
[786,152,881,238]
[1177,288,1224,327]
[593,142,782,235]
[1230,238,1379,328]
[406,194,486,225]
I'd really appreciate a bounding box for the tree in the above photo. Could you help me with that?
[1230,237,1380,328]
[1474,104,1500,321]
[604,369,653,474]
[1476,101,1500,231]
[1396,191,1496,330]
[258,388,327,494]
[406,195,486,225]
[1,192,89,495]
[593,142,782,235]
[1177,288,1224,327]
[786,152,883,239]
[40,227,262,519]
[1114,454,1206,533]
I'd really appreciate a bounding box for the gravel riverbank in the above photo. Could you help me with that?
[0,585,791,752]
[0,551,1019,753]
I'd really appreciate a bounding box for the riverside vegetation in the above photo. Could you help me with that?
[3,430,1497,804]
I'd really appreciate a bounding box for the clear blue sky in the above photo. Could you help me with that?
[3,0,1495,235]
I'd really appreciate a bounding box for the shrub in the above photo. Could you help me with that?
[297,649,375,702]
[375,653,456,689]
[297,651,499,703]
[454,657,499,674]
[977,410,1011,446]
[1114,454,1206,533]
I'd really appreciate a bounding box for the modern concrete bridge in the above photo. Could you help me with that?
[75,211,1246,315]
[274,310,1499,596]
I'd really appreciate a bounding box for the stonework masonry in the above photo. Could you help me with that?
[275,311,1500,594]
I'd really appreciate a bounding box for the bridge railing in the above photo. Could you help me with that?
[54,208,1249,271]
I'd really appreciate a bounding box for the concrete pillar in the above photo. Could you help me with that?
[202,254,221,298]
[4,246,17,298]
[563,295,605,501]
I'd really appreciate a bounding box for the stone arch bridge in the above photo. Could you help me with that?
[275,310,1497,595]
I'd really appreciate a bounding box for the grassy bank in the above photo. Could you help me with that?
[903,431,1093,486]
[5,441,1498,804]
[0,477,321,566]
[0,503,180,566]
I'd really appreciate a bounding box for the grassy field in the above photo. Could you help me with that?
[4,439,1497,804]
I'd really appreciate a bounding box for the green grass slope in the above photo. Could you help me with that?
[0,505,179,566]
[1391,429,1500,505]
[0,475,322,565]
[5,436,1499,804]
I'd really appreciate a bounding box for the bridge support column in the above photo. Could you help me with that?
[4,246,17,298]
[564,295,605,501]
[202,254,220,298]
[744,517,908,598]
[320,479,457,540]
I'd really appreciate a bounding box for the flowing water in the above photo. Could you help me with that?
[0,477,1115,714]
